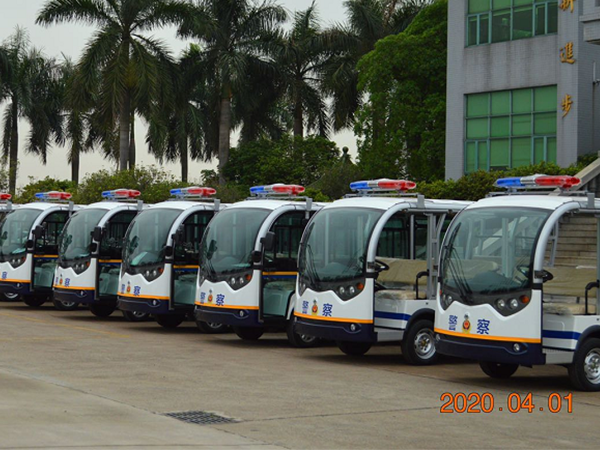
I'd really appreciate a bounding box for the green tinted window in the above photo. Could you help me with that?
[465,86,557,172]
[470,0,491,13]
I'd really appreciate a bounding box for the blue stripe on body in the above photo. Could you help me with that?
[542,330,582,341]
[374,311,411,321]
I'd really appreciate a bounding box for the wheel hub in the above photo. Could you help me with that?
[414,330,435,359]
[584,350,600,384]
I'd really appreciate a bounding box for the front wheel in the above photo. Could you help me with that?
[337,340,372,356]
[156,314,186,328]
[122,310,151,322]
[23,296,47,308]
[233,326,264,341]
[401,319,438,365]
[90,303,116,317]
[479,361,519,379]
[52,299,80,311]
[2,292,20,302]
[568,338,600,391]
[196,320,229,334]
[286,319,320,348]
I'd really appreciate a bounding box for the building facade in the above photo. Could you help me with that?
[446,0,600,180]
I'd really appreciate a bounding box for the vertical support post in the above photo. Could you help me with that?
[596,216,600,312]
[409,215,415,260]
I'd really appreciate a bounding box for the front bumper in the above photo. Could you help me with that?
[195,305,261,327]
[0,280,32,296]
[436,332,545,365]
[294,316,376,343]
[54,288,95,305]
[117,297,192,315]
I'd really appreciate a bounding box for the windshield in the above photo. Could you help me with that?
[0,209,42,260]
[59,209,108,262]
[299,208,384,283]
[200,207,271,276]
[441,207,550,298]
[123,208,182,269]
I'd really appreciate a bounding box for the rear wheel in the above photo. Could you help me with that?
[337,341,372,356]
[23,296,47,308]
[90,303,116,317]
[195,320,229,334]
[122,310,151,322]
[568,338,600,391]
[156,314,186,328]
[479,361,519,379]
[401,319,438,365]
[233,326,264,341]
[286,319,319,348]
[52,299,80,311]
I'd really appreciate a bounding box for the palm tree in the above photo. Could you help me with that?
[36,0,192,171]
[179,0,287,185]
[147,46,216,182]
[0,28,63,194]
[323,0,427,131]
[272,2,330,138]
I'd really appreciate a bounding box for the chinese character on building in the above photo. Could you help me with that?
[562,94,573,117]
[560,42,576,64]
[559,0,575,13]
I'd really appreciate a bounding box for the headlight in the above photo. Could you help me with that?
[496,299,506,310]
[226,272,252,290]
[10,256,26,268]
[509,298,519,310]
[142,266,164,282]
[73,260,90,274]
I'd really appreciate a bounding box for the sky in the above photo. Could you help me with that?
[0,0,356,188]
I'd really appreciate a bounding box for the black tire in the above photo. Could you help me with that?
[23,296,47,308]
[233,326,264,341]
[337,340,372,356]
[156,314,186,328]
[568,338,600,391]
[195,320,229,334]
[401,319,439,365]
[286,318,320,348]
[479,361,519,379]
[122,310,151,322]
[52,299,80,311]
[89,303,116,318]
[2,292,20,302]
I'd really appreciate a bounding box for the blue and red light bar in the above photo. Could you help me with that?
[250,184,305,196]
[350,179,417,192]
[35,191,72,201]
[102,189,141,199]
[170,186,216,198]
[494,175,581,189]
[0,193,12,201]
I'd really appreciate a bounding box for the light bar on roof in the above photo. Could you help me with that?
[350,179,417,192]
[35,191,72,201]
[0,193,12,201]
[494,174,581,189]
[102,189,141,199]
[250,184,305,196]
[170,186,217,198]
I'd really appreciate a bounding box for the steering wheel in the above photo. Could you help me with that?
[374,259,390,272]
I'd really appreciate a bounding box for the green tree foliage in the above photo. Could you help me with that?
[311,149,364,200]
[223,136,340,189]
[356,0,446,182]
[0,28,63,194]
[15,177,77,203]
[37,0,192,171]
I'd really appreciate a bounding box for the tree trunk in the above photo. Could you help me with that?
[293,97,304,138]
[119,91,131,171]
[71,146,80,185]
[181,141,188,183]
[129,112,136,169]
[8,101,18,195]
[218,95,232,186]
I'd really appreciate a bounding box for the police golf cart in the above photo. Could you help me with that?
[294,179,471,364]
[195,184,326,346]
[0,191,80,309]
[54,189,145,318]
[435,174,600,390]
[0,193,19,301]
[118,187,224,329]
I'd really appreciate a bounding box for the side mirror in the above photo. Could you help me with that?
[33,225,45,240]
[261,231,275,251]
[535,269,554,283]
[252,250,262,264]
[93,226,103,242]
